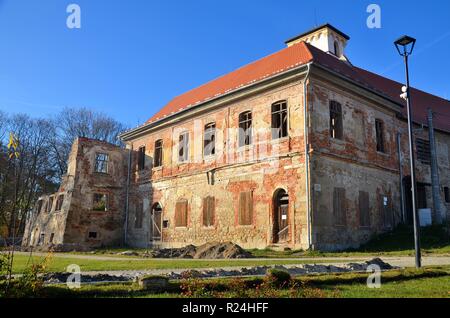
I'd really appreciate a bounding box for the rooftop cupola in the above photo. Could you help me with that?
[285,24,350,61]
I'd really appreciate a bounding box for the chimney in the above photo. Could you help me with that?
[285,24,350,61]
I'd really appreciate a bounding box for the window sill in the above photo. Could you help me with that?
[328,137,345,145]
[270,136,289,144]
[237,145,254,152]
[376,151,390,157]
[93,172,110,176]
[203,155,216,162]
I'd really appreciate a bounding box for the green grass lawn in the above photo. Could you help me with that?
[10,254,351,274]
[250,224,450,258]
[40,266,450,298]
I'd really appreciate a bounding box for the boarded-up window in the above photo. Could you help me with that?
[416,138,431,165]
[359,191,370,227]
[138,146,146,170]
[175,199,188,227]
[238,111,252,147]
[329,101,343,139]
[375,119,385,153]
[134,201,143,229]
[204,123,216,157]
[154,139,163,167]
[238,191,253,225]
[202,196,215,227]
[271,101,288,139]
[379,194,392,228]
[55,195,64,211]
[333,187,346,226]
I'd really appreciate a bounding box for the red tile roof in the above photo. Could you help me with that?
[306,44,450,133]
[146,42,314,123]
[146,41,450,133]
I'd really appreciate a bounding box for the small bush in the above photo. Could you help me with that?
[265,268,291,288]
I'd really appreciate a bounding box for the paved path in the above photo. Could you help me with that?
[12,251,450,275]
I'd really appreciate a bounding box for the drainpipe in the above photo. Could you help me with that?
[124,146,132,246]
[397,133,406,223]
[303,63,312,250]
[427,108,444,224]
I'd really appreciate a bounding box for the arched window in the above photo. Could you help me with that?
[238,111,252,147]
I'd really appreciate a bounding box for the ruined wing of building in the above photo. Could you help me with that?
[23,24,450,252]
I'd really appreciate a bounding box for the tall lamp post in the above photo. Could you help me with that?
[394,35,421,268]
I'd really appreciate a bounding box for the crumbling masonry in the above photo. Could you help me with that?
[23,24,450,251]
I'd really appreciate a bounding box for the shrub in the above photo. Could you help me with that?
[264,268,291,288]
[1,252,52,298]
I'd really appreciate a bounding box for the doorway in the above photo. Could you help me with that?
[150,203,162,242]
[273,189,289,244]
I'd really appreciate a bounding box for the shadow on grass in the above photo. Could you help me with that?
[40,267,450,298]
[348,224,450,253]
[299,268,449,290]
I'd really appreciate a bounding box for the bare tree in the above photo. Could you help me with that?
[0,108,126,239]
[0,114,57,239]
[50,107,126,181]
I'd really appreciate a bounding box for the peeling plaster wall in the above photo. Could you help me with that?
[22,138,128,250]
[308,75,450,250]
[127,81,309,249]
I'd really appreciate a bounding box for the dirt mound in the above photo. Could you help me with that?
[366,257,394,270]
[194,242,253,259]
[149,242,253,259]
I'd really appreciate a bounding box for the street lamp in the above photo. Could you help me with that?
[394,35,421,268]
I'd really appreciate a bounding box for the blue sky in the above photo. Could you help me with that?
[0,0,449,128]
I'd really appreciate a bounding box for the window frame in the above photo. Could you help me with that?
[238,191,253,226]
[174,199,188,228]
[333,187,346,226]
[238,111,252,147]
[202,196,215,227]
[92,193,108,212]
[94,153,109,174]
[271,101,288,140]
[329,100,343,140]
[203,123,216,157]
[137,146,146,171]
[416,138,431,165]
[55,194,64,212]
[153,139,163,168]
[358,191,370,228]
[178,132,189,163]
[47,196,54,213]
[375,119,385,153]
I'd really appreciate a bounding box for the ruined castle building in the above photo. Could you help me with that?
[23,24,450,251]
[22,138,129,250]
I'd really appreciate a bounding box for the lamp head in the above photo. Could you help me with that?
[394,35,416,56]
